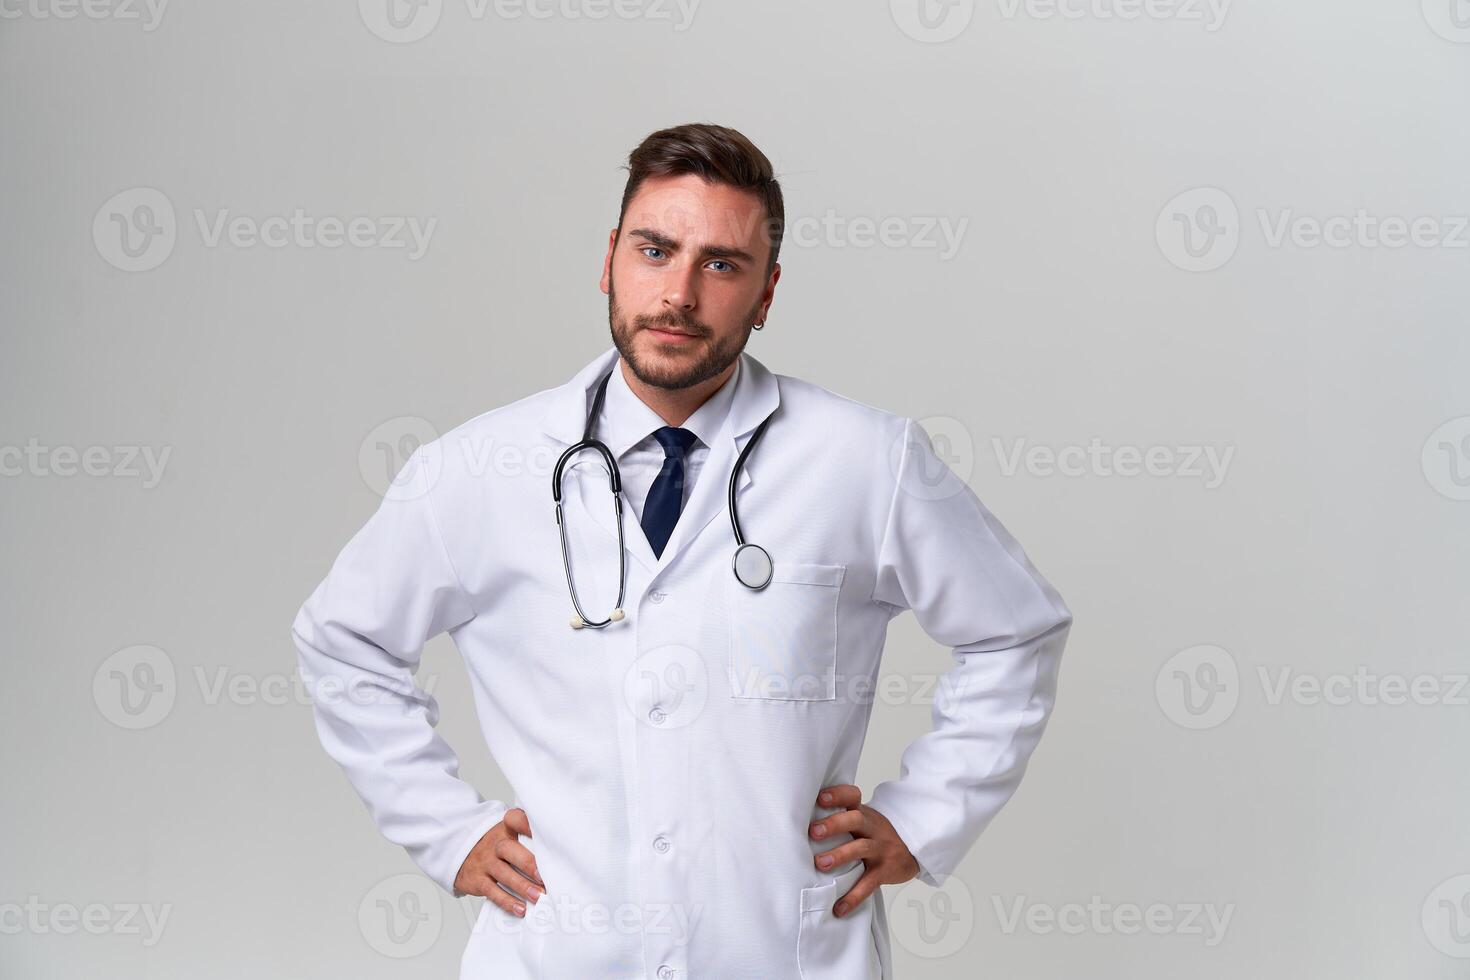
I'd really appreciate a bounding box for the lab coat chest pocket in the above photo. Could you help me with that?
[728,561,845,701]
[797,862,881,980]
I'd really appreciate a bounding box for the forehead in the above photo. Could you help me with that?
[623,173,769,250]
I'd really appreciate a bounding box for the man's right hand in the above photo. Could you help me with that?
[454,807,546,917]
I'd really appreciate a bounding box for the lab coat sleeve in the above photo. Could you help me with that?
[291,446,508,898]
[866,417,1073,889]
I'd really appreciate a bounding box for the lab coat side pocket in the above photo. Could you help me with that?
[728,561,845,701]
[797,862,881,980]
[459,889,550,980]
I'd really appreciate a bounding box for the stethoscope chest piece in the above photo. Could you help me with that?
[732,542,773,591]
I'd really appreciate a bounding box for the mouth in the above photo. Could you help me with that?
[644,325,700,343]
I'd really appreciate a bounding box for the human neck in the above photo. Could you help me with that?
[619,356,736,428]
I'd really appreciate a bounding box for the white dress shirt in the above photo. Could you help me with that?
[598,355,741,528]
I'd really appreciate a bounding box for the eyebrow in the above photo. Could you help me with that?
[627,227,757,264]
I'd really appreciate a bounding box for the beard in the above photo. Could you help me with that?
[607,277,759,391]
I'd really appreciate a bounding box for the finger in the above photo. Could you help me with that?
[484,878,529,917]
[835,870,879,917]
[503,807,532,838]
[487,859,543,904]
[813,840,874,872]
[809,808,866,841]
[494,837,546,888]
[816,784,862,809]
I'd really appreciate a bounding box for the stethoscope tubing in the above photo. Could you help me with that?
[553,366,771,628]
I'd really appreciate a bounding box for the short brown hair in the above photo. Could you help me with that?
[617,123,785,276]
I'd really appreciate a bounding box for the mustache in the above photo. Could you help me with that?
[636,313,708,336]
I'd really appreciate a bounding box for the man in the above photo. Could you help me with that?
[293,122,1073,979]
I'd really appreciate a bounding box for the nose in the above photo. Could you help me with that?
[660,260,699,315]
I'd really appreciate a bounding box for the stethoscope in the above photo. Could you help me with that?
[552,366,775,629]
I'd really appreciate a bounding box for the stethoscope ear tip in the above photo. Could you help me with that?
[570,608,624,628]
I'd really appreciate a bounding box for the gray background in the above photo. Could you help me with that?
[3,1,1469,976]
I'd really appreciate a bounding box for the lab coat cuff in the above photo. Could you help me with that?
[868,783,946,889]
[443,799,511,899]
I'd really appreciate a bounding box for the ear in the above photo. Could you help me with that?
[599,228,619,294]
[758,262,781,317]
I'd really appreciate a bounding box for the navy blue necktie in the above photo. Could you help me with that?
[641,426,698,559]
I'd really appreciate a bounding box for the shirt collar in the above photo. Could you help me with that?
[600,356,742,460]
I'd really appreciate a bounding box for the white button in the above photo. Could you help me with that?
[652,835,671,854]
[649,590,667,603]
[648,705,666,725]
[657,967,675,980]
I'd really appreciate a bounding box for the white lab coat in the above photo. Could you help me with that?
[292,344,1073,979]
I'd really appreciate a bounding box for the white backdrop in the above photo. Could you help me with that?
[2,1,1468,977]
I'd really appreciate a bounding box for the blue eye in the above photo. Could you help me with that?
[708,260,733,272]
[641,247,665,260]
